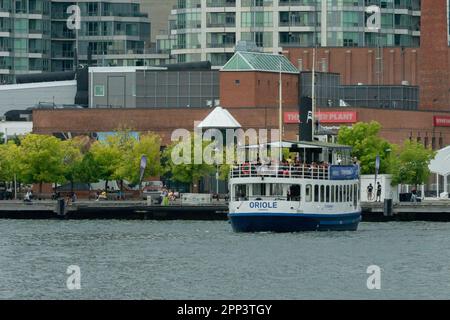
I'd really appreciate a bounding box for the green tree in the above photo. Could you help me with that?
[61,138,86,192]
[0,142,20,182]
[90,136,123,190]
[17,134,67,193]
[391,140,436,188]
[162,134,215,192]
[118,132,162,185]
[337,121,393,174]
[72,151,101,187]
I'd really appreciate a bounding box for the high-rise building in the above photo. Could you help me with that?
[140,0,176,44]
[0,0,172,84]
[0,0,52,84]
[169,0,421,66]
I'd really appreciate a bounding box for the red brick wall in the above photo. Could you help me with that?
[418,0,450,111]
[285,47,419,86]
[220,71,298,108]
[313,108,450,147]
[33,107,450,148]
[32,107,300,145]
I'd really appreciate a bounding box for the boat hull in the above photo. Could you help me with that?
[228,212,361,232]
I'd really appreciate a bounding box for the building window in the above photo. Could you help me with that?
[94,85,105,97]
[235,79,240,85]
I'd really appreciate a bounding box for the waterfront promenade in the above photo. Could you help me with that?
[1,199,450,221]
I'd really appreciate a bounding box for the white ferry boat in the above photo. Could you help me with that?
[228,141,361,232]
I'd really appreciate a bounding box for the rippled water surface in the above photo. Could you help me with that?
[1,220,450,299]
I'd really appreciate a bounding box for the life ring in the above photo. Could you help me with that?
[242,163,251,175]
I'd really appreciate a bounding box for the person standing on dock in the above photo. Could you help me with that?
[367,183,374,201]
[376,182,382,202]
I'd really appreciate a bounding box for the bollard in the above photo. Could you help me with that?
[55,198,66,217]
[384,198,393,217]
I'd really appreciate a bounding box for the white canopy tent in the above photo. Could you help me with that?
[197,106,241,129]
[429,146,450,198]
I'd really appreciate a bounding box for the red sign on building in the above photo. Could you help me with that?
[433,116,450,127]
[284,111,357,124]
[317,111,357,123]
[284,112,300,124]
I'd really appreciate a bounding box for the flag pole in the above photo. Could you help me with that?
[279,60,283,162]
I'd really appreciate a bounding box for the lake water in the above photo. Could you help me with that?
[0,219,450,299]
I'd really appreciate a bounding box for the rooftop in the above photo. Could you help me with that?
[197,107,242,129]
[221,51,299,74]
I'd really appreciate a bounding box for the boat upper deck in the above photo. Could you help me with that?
[230,163,359,181]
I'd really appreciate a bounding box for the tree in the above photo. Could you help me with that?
[337,121,393,174]
[61,137,86,192]
[0,142,20,182]
[72,151,101,187]
[90,136,123,190]
[17,134,67,193]
[162,133,215,192]
[0,132,4,144]
[391,140,436,188]
[118,132,162,185]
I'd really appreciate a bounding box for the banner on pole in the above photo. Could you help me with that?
[140,155,148,182]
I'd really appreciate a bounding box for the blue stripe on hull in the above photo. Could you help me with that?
[228,212,361,233]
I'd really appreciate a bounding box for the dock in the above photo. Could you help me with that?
[0,200,229,220]
[0,200,449,221]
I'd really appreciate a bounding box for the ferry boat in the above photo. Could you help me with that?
[228,141,362,232]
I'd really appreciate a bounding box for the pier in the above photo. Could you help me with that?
[0,200,450,221]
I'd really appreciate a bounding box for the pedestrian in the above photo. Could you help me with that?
[376,182,382,202]
[24,190,32,203]
[6,186,12,200]
[367,183,374,201]
[411,188,418,203]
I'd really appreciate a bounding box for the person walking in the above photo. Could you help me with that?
[376,182,382,202]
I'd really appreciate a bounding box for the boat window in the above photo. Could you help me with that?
[314,185,319,202]
[343,185,347,202]
[320,185,325,203]
[234,184,248,201]
[270,184,284,197]
[349,185,352,202]
[331,185,335,202]
[252,184,267,198]
[326,185,330,202]
[339,185,343,202]
[305,184,312,202]
[353,184,358,208]
[347,185,351,202]
[288,184,301,201]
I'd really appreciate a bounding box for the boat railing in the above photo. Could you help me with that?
[230,163,331,180]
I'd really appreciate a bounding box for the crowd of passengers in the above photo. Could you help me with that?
[233,156,360,177]
[233,157,331,175]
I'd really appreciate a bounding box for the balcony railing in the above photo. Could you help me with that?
[231,164,331,180]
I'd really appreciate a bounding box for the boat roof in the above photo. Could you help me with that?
[243,140,352,150]
[285,140,353,150]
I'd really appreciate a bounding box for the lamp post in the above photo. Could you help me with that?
[214,147,220,196]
